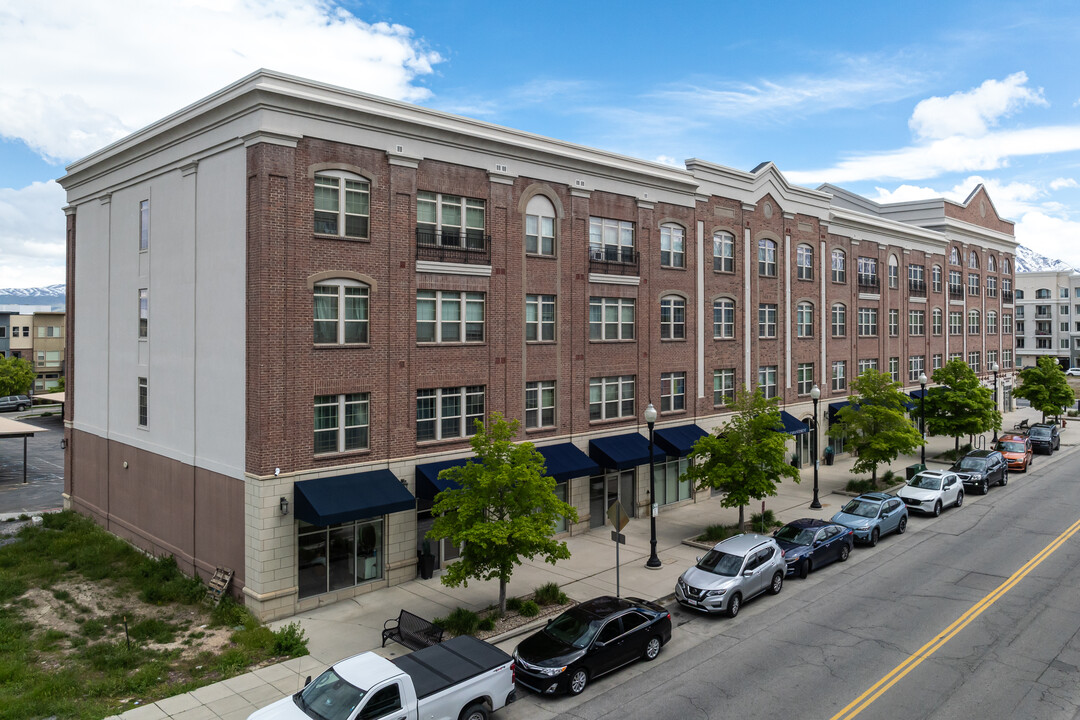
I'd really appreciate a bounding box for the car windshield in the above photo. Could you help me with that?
[773,526,816,545]
[840,500,879,518]
[1030,427,1050,437]
[696,549,745,577]
[909,475,942,490]
[296,668,364,720]
[544,608,601,649]
[956,457,987,470]
[998,442,1026,453]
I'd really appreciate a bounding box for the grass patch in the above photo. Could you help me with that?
[696,524,740,543]
[518,600,540,618]
[938,443,974,462]
[505,597,523,612]
[748,510,781,534]
[433,607,480,637]
[533,582,568,606]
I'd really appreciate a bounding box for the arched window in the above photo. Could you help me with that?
[932,308,943,335]
[950,247,960,265]
[758,238,777,276]
[1003,258,1012,275]
[525,195,556,256]
[660,223,686,268]
[888,255,899,289]
[314,279,370,344]
[969,250,980,269]
[1036,288,1051,299]
[796,244,814,280]
[713,231,735,272]
[988,255,997,273]
[831,303,846,337]
[660,296,686,339]
[713,298,735,338]
[314,170,370,239]
[931,265,942,293]
[796,302,814,338]
[831,249,846,283]
[987,310,998,334]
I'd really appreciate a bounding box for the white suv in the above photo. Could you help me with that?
[0,395,31,412]
[675,533,786,618]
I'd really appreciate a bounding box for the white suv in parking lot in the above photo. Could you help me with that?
[0,395,31,412]
[675,533,786,618]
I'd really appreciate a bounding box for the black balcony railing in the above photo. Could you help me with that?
[857,274,880,292]
[1002,290,1014,303]
[588,246,640,275]
[415,227,491,265]
[949,285,965,300]
[908,279,927,297]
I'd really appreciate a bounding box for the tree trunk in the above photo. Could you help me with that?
[954,435,959,453]
[738,505,745,529]
[871,467,877,486]
[499,577,507,615]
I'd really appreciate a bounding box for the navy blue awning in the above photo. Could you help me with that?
[414,458,471,501]
[779,411,809,435]
[589,432,651,469]
[293,469,415,526]
[909,388,928,399]
[654,424,709,457]
[829,401,852,424]
[537,443,600,483]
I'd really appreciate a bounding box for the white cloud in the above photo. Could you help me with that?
[0,0,442,163]
[0,181,67,287]
[1014,211,1080,269]
[1051,177,1078,190]
[870,175,1041,218]
[654,155,681,167]
[909,72,1046,140]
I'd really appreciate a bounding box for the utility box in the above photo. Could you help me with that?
[906,463,926,481]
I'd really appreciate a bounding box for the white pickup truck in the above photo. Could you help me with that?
[248,635,516,720]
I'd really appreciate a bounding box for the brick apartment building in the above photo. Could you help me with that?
[58,71,1018,621]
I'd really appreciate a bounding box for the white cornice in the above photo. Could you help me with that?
[415,261,492,277]
[588,273,641,286]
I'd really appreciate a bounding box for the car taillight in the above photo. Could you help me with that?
[511,661,515,684]
[780,549,786,557]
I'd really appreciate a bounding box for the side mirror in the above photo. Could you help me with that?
[305,675,312,687]
[813,540,822,548]
[743,570,754,577]
[772,529,779,537]
[594,640,606,649]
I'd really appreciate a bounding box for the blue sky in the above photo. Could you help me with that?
[3,0,1080,286]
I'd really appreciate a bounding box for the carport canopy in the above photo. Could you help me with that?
[0,417,46,484]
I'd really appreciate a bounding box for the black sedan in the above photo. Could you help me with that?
[773,519,853,578]
[513,596,672,696]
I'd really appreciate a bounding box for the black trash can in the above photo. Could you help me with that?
[418,552,435,580]
[824,446,835,466]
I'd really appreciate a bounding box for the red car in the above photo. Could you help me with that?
[995,433,1033,472]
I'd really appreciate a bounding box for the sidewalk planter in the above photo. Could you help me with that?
[418,550,435,580]
[824,447,835,466]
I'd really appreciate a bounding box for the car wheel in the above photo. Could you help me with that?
[956,491,964,508]
[1001,470,1008,486]
[568,669,588,696]
[981,480,989,495]
[869,528,880,547]
[643,636,662,661]
[839,544,850,562]
[726,593,742,618]
[461,703,489,720]
[769,571,784,595]
[799,559,810,579]
[933,501,942,517]
[897,517,907,535]
[17,404,26,411]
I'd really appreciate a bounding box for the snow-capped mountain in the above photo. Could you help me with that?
[1014,245,1076,274]
[0,284,66,309]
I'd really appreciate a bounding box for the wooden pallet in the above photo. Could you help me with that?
[204,567,234,606]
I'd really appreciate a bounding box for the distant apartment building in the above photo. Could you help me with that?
[31,310,66,391]
[1014,270,1080,369]
[8,314,33,361]
[58,71,1018,620]
[0,311,9,358]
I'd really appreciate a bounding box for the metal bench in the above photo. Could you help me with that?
[381,609,445,651]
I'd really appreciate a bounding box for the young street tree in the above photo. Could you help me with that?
[1014,356,1075,422]
[829,369,924,485]
[923,359,1001,452]
[428,413,578,614]
[0,356,35,397]
[684,387,799,529]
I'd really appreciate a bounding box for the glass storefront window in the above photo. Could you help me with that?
[653,457,691,507]
[552,481,568,534]
[298,518,383,599]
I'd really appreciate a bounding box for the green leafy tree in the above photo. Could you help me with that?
[829,369,924,485]
[684,387,799,529]
[1014,356,1075,422]
[427,413,578,613]
[0,356,35,396]
[923,359,1001,452]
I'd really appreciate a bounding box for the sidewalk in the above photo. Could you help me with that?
[105,404,1053,720]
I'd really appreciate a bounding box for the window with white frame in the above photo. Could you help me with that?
[589,375,635,420]
[418,191,486,248]
[987,349,998,368]
[1016,321,1025,333]
[417,290,484,343]
[949,269,963,293]
[713,231,735,272]
[589,217,635,263]
[1064,304,1072,316]
[1062,338,1072,350]
[138,288,148,339]
[797,363,814,395]
[1003,313,1013,334]
[1002,349,1013,368]
[950,247,960,265]
[858,358,878,373]
[660,297,686,340]
[889,357,900,382]
[417,386,485,441]
[796,244,814,280]
[589,297,635,340]
[315,281,369,344]
[857,257,878,286]
[525,380,555,429]
[1062,322,1069,332]
[968,273,980,296]
[987,310,998,334]
[654,456,691,507]
[1003,277,1012,295]
[968,309,980,334]
[950,352,963,362]
[796,302,814,338]
[932,265,942,293]
[759,304,777,338]
[138,200,150,252]
[949,311,963,336]
[968,352,980,372]
[1064,288,1071,299]
[888,255,899,289]
[758,239,777,276]
[932,308,943,335]
[1003,259,1011,275]
[908,263,925,287]
[713,369,735,406]
[858,307,877,336]
[525,294,555,342]
[525,195,556,255]
[909,309,924,336]
[933,354,943,370]
[315,172,370,239]
[138,377,147,427]
[660,224,685,268]
[758,365,778,399]
[832,360,847,392]
[986,276,997,297]
[832,303,846,337]
[832,249,846,282]
[713,298,735,338]
[969,251,980,269]
[988,255,997,272]
[908,356,925,382]
[314,393,370,454]
[661,372,686,412]
[889,309,899,337]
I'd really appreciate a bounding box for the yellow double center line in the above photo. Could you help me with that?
[831,515,1080,720]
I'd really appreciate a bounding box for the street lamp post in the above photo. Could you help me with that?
[644,403,661,569]
[919,373,928,465]
[991,361,1000,442]
[810,385,821,510]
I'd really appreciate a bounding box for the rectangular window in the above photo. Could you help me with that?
[796,245,814,280]
[661,372,686,412]
[858,358,879,373]
[418,192,486,248]
[932,309,942,336]
[889,309,899,337]
[986,276,997,297]
[1002,350,1013,369]
[315,393,370,454]
[589,217,635,263]
[660,225,685,268]
[589,297,635,340]
[832,361,846,392]
[713,299,735,339]
[315,174,370,239]
[908,356,925,382]
[1016,306,1024,318]
[832,250,846,283]
[968,311,980,335]
[987,313,998,334]
[857,307,877,337]
[653,457,692,507]
[758,304,777,338]
[857,257,878,288]
[525,214,555,255]
[525,381,556,429]
[1036,338,1051,349]
[417,291,485,343]
[315,284,369,344]
[138,377,147,427]
[589,375,635,420]
[758,240,777,276]
[139,200,149,251]
[832,304,847,337]
[0,327,5,338]
[713,369,735,406]
[660,297,686,340]
[949,311,963,336]
[1064,305,1071,316]
[758,365,778,399]
[525,295,556,342]
[968,274,980,296]
[889,357,900,382]
[713,232,735,273]
[417,386,485,441]
[797,363,814,395]
[988,350,998,368]
[1062,338,1071,350]
[932,265,942,293]
[933,354,943,370]
[1015,321,1025,333]
[968,352,980,373]
[908,310,924,336]
[138,288,148,339]
[796,303,814,338]
[950,352,963,362]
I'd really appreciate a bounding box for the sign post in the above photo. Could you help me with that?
[608,500,629,597]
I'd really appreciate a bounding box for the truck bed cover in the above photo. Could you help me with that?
[389,635,512,700]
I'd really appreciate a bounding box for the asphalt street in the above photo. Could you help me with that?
[508,445,1080,720]
[0,410,65,515]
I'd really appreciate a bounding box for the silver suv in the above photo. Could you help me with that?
[0,395,31,412]
[675,533,786,618]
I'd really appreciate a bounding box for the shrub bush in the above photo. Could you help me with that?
[749,510,778,532]
[533,582,568,606]
[505,597,523,612]
[478,617,495,632]
[845,478,877,494]
[697,524,738,543]
[434,607,480,637]
[273,622,308,657]
[518,600,540,617]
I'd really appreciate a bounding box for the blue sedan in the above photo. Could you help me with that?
[773,519,854,578]
[830,492,908,546]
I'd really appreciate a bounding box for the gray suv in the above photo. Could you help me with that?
[675,533,786,618]
[0,395,31,412]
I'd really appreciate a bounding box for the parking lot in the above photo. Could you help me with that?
[0,410,65,515]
